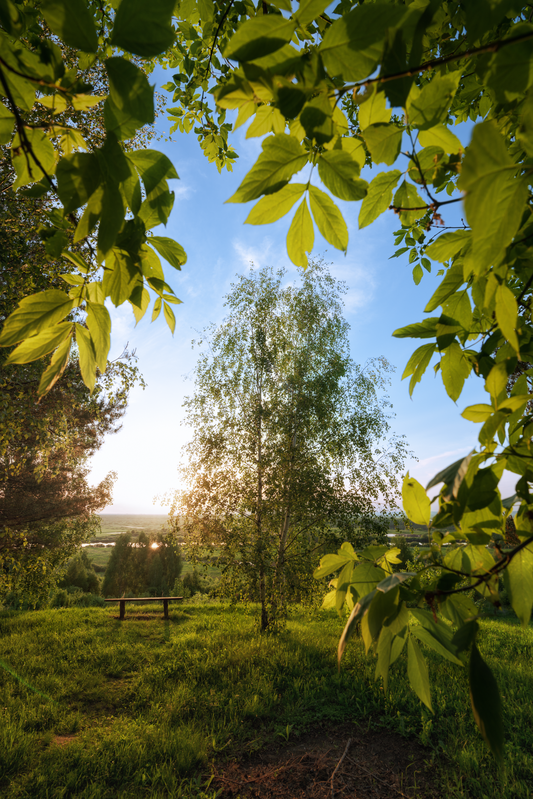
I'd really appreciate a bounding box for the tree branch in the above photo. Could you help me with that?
[338,29,533,98]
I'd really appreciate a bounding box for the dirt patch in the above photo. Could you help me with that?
[52,734,77,747]
[213,722,436,799]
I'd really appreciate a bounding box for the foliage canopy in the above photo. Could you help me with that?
[1,0,533,762]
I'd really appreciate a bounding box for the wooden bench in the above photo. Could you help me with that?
[104,596,183,620]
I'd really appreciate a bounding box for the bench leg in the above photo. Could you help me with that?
[120,600,125,620]
[163,599,169,620]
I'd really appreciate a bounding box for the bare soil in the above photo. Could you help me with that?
[213,722,437,799]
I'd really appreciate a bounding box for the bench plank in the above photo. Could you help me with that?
[104,597,183,620]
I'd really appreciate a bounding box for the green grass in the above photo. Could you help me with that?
[0,604,532,798]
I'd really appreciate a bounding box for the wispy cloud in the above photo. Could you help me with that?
[417,447,469,468]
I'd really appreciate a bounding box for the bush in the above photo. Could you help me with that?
[391,535,415,569]
[57,551,100,595]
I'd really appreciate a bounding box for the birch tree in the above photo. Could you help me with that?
[170,261,408,629]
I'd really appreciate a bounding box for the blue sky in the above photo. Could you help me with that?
[88,80,511,515]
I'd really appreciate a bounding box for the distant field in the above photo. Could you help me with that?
[96,514,169,538]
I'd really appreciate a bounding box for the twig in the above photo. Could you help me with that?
[346,755,411,799]
[330,737,351,798]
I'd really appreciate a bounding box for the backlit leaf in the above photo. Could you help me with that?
[359,170,402,228]
[287,197,314,268]
[228,134,308,203]
[308,186,348,251]
[5,322,72,364]
[38,333,72,395]
[0,290,74,346]
[408,635,433,712]
[75,324,97,392]
[402,473,431,526]
[149,236,187,269]
[86,303,111,372]
[364,123,402,165]
[245,183,306,225]
[503,543,533,627]
[224,15,296,62]
[317,151,367,201]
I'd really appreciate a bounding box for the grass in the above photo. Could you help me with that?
[0,603,532,798]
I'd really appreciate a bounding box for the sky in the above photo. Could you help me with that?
[88,72,511,515]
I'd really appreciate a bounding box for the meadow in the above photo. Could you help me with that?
[0,603,532,799]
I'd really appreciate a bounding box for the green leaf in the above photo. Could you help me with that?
[418,125,463,154]
[338,589,377,666]
[287,197,314,268]
[401,342,436,396]
[410,625,463,666]
[104,58,155,141]
[103,250,138,306]
[425,230,471,263]
[408,635,433,712]
[245,183,306,225]
[0,101,15,144]
[308,186,348,252]
[359,170,402,228]
[98,183,125,258]
[425,260,465,312]
[246,105,286,138]
[462,403,494,423]
[503,543,533,627]
[130,286,150,324]
[163,302,176,334]
[75,324,97,392]
[74,184,104,242]
[38,332,72,395]
[138,182,175,229]
[152,297,162,322]
[128,149,179,195]
[227,134,308,204]
[459,121,528,275]
[358,85,391,130]
[392,180,425,226]
[149,236,187,269]
[317,151,367,201]
[56,153,101,214]
[319,4,407,82]
[296,0,331,28]
[402,473,431,526]
[407,73,460,130]
[224,15,296,62]
[86,303,111,372]
[11,129,56,190]
[0,290,74,346]
[364,123,402,165]
[40,0,98,53]
[440,341,472,402]
[4,322,72,365]
[412,264,423,285]
[469,642,504,765]
[112,0,175,58]
[393,318,438,339]
[495,284,519,353]
[484,22,533,104]
[314,551,357,580]
[0,0,25,36]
